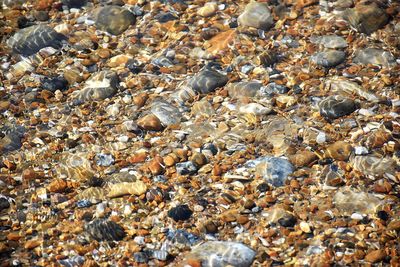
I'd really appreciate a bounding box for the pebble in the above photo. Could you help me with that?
[319,95,357,120]
[184,241,256,267]
[7,24,66,56]
[93,6,136,35]
[365,249,386,263]
[85,219,126,241]
[311,50,346,68]
[325,141,353,161]
[137,114,163,131]
[342,2,389,35]
[333,188,381,215]
[71,71,118,103]
[353,48,396,67]
[197,2,218,17]
[107,181,147,198]
[310,35,347,49]
[238,2,274,30]
[252,157,294,187]
[188,67,228,94]
[168,204,193,222]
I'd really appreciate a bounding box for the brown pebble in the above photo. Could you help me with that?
[163,153,178,167]
[24,239,41,249]
[204,221,218,234]
[325,141,353,161]
[365,249,386,263]
[191,152,207,167]
[288,150,317,167]
[137,114,163,131]
[148,157,164,175]
[127,152,148,164]
[22,168,37,181]
[7,233,21,241]
[47,179,67,193]
[387,220,400,231]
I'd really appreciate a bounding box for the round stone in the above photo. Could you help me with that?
[71,71,118,103]
[238,2,274,30]
[227,81,262,98]
[85,219,126,241]
[168,204,193,222]
[310,35,347,49]
[7,25,66,56]
[184,241,256,267]
[311,50,346,68]
[94,6,136,35]
[319,95,357,120]
[188,68,228,94]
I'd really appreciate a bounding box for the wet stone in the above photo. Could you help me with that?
[319,95,357,120]
[227,81,262,98]
[150,100,181,126]
[238,2,274,30]
[333,188,381,215]
[184,241,256,267]
[154,12,178,23]
[352,156,396,178]
[7,25,66,56]
[176,161,198,175]
[342,2,389,35]
[0,197,10,212]
[353,48,396,67]
[94,6,136,35]
[168,204,193,222]
[310,35,347,49]
[247,157,294,187]
[85,219,126,241]
[71,71,118,103]
[311,50,346,68]
[41,76,68,92]
[278,214,297,227]
[188,68,228,94]
[62,0,87,8]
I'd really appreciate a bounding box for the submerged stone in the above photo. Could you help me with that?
[353,48,396,67]
[238,2,274,30]
[184,241,256,267]
[7,25,66,56]
[85,219,126,241]
[319,95,357,120]
[311,50,346,67]
[94,6,136,35]
[189,68,228,94]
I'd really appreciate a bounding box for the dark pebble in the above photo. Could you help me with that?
[42,76,68,92]
[377,210,389,221]
[278,215,297,227]
[0,197,10,211]
[168,204,193,221]
[85,219,126,241]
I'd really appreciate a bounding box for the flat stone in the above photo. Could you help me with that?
[151,100,181,126]
[85,219,126,241]
[319,95,357,120]
[325,141,353,161]
[7,24,66,56]
[342,3,389,34]
[352,156,397,178]
[333,187,381,215]
[310,35,347,49]
[94,6,136,35]
[107,181,147,198]
[184,241,256,267]
[311,50,346,67]
[238,2,274,30]
[71,71,118,103]
[227,81,262,98]
[353,48,396,67]
[188,68,228,94]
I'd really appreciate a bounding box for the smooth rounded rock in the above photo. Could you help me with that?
[184,241,256,267]
[188,68,228,94]
[85,219,126,241]
[168,204,193,222]
[7,25,66,56]
[342,3,389,35]
[319,95,357,120]
[227,81,262,98]
[353,48,396,67]
[71,71,118,103]
[310,35,347,49]
[94,6,136,35]
[311,50,346,68]
[151,100,181,126]
[238,2,274,30]
[246,157,294,187]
